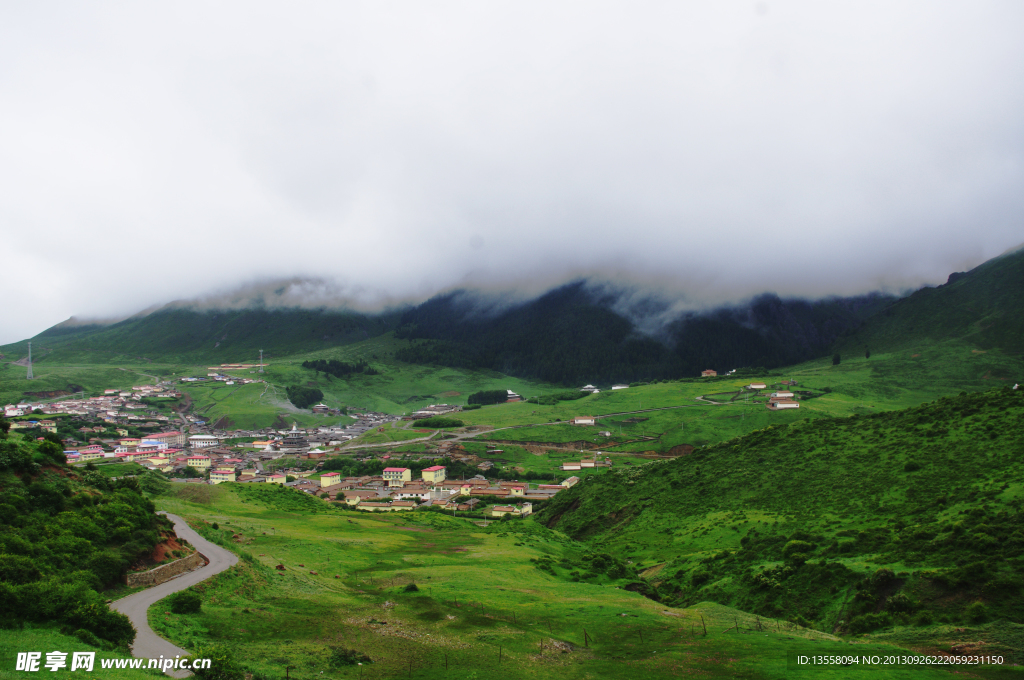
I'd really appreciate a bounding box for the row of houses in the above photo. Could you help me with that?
[5,394,175,422]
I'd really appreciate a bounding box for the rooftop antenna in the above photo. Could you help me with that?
[26,342,33,380]
[258,349,264,373]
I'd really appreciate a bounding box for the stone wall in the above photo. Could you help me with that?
[126,551,208,588]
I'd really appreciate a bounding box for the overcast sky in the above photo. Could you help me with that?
[2,1,1023,343]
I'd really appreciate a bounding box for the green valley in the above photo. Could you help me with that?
[1,248,1023,678]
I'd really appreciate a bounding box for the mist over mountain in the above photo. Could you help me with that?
[7,244,1022,385]
[394,281,893,384]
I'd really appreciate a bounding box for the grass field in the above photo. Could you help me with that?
[0,628,162,680]
[455,339,1024,453]
[148,484,1006,680]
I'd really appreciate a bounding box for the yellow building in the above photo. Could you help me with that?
[147,456,169,466]
[186,455,211,469]
[80,451,106,462]
[116,429,129,437]
[320,471,341,487]
[210,468,236,484]
[265,473,286,485]
[382,467,412,487]
[491,502,533,518]
[421,465,447,484]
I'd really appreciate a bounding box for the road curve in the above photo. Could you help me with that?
[110,513,238,677]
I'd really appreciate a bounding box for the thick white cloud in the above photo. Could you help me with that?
[2,1,1022,342]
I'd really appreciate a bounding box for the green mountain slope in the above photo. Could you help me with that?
[842,245,1024,355]
[537,386,1024,638]
[2,307,398,364]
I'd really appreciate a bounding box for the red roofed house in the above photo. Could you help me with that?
[320,471,341,488]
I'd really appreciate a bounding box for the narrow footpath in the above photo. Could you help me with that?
[110,513,238,677]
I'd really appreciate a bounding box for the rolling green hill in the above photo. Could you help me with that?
[1,307,398,365]
[841,244,1024,356]
[536,386,1024,644]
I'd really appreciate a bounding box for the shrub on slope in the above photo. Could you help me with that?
[0,434,166,646]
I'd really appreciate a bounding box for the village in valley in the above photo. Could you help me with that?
[3,363,809,519]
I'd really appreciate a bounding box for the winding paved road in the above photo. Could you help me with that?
[110,513,238,677]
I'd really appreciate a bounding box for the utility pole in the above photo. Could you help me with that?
[26,342,33,380]
[258,349,264,374]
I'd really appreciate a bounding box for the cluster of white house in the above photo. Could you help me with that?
[4,383,179,422]
[197,463,577,519]
[179,373,263,386]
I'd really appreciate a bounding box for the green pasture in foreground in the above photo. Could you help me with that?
[150,484,1008,680]
[0,628,160,680]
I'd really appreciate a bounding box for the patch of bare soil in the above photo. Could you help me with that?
[23,390,72,398]
[213,416,235,429]
[129,532,194,571]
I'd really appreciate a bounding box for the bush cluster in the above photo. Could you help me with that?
[0,437,164,646]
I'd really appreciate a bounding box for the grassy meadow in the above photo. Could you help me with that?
[148,484,1004,680]
[455,338,1024,454]
[0,628,162,680]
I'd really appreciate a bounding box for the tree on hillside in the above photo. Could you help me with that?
[832,353,841,366]
[467,389,508,405]
[865,348,871,359]
[286,385,324,409]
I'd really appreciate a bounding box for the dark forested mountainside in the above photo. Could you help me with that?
[4,307,398,363]
[395,282,890,385]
